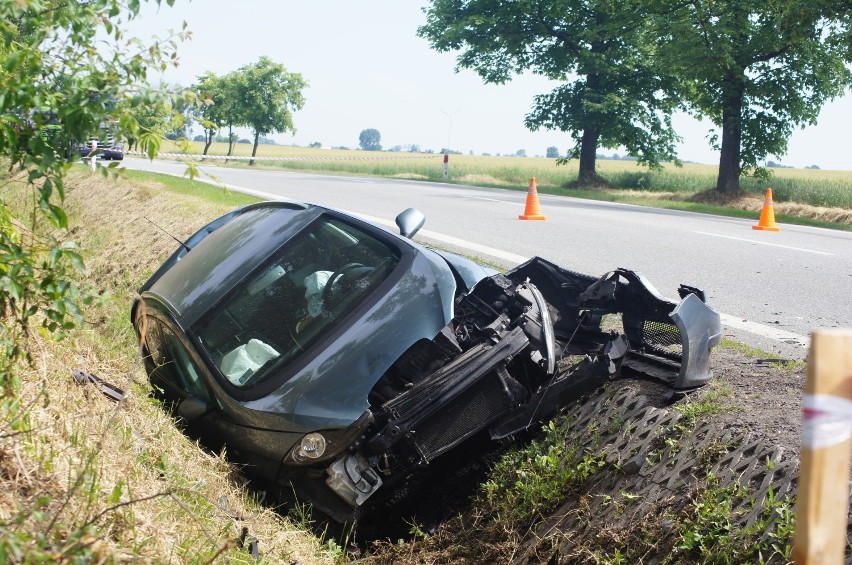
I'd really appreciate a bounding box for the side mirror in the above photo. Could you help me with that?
[395,208,425,239]
[178,396,213,423]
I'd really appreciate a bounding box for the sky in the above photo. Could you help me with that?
[127,0,852,170]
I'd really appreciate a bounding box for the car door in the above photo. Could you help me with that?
[142,314,214,407]
[140,307,304,478]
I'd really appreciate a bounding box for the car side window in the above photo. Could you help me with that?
[143,317,211,402]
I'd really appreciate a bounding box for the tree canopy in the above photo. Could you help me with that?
[420,0,852,191]
[419,0,683,184]
[359,128,382,151]
[0,0,188,389]
[193,59,306,162]
[195,71,241,155]
[658,0,852,192]
[233,57,307,165]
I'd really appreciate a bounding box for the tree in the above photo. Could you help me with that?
[419,0,682,185]
[126,90,187,152]
[164,86,194,140]
[359,128,382,151]
[195,71,241,155]
[659,1,852,192]
[232,57,307,165]
[546,146,560,158]
[0,0,188,391]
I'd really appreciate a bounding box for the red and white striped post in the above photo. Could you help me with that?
[443,153,449,180]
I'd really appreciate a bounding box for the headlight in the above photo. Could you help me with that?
[283,411,374,466]
[291,433,327,462]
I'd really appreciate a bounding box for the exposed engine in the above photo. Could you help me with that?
[317,257,721,522]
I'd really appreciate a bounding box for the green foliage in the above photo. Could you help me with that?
[657,0,852,191]
[673,383,734,429]
[670,475,795,564]
[233,57,307,159]
[358,128,382,151]
[0,0,187,389]
[124,86,195,153]
[419,0,683,178]
[195,70,242,153]
[420,0,852,191]
[0,511,101,564]
[482,418,606,522]
[719,338,805,371]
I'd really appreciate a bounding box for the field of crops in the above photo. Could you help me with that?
[162,141,852,209]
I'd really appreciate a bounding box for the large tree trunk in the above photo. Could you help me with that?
[250,132,259,166]
[716,76,745,193]
[227,124,235,157]
[577,127,601,185]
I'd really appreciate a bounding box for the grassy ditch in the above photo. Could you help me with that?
[369,381,798,565]
[0,169,339,563]
[0,166,806,563]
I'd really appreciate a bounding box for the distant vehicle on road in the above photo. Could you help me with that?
[74,124,124,160]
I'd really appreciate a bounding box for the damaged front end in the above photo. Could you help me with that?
[292,257,722,523]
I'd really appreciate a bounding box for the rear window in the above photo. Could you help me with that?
[193,217,400,388]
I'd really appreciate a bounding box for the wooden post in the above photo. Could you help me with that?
[793,329,852,564]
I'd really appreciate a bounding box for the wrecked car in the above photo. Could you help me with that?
[132,201,722,523]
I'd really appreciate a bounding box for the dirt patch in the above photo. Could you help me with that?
[694,346,804,460]
[566,173,611,189]
[686,188,852,224]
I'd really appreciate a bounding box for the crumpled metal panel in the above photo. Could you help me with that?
[669,292,723,389]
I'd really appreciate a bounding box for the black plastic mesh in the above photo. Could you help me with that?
[413,376,508,461]
[642,320,682,353]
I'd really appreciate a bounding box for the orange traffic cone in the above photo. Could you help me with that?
[752,188,781,231]
[519,177,547,220]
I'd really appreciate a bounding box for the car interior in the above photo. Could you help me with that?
[194,217,400,387]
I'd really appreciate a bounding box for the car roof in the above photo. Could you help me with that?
[145,202,325,326]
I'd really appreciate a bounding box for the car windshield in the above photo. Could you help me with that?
[193,216,400,388]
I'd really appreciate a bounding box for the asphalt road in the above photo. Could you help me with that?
[121,157,852,361]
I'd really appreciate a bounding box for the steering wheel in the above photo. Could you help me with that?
[322,263,367,308]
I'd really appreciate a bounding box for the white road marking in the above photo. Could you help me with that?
[694,231,834,256]
[719,313,809,345]
[462,195,518,205]
[138,168,810,351]
[357,214,530,265]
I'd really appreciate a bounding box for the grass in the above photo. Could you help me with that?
[372,379,798,565]
[122,169,258,208]
[670,475,795,564]
[719,338,805,371]
[0,170,331,564]
[156,141,852,222]
[674,382,735,428]
[481,417,606,524]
